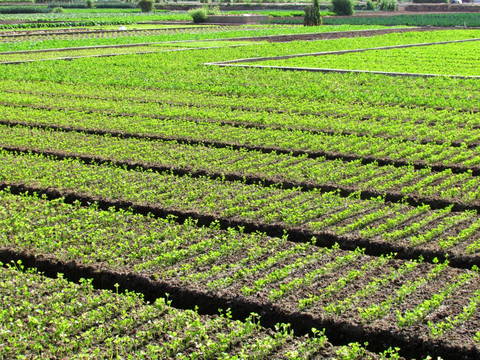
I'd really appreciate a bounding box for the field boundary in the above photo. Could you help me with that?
[0,27,422,57]
[0,27,420,55]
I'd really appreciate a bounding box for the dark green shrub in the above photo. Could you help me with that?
[378,0,397,11]
[412,0,448,3]
[137,0,154,12]
[189,8,208,23]
[49,3,86,8]
[86,0,95,8]
[331,0,355,15]
[52,6,64,12]
[366,0,376,10]
[304,0,322,26]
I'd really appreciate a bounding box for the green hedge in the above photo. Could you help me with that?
[48,3,85,8]
[48,2,136,9]
[0,5,50,13]
[96,2,136,8]
[412,0,448,3]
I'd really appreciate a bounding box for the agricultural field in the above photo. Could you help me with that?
[1,19,480,359]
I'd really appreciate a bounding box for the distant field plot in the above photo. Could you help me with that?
[0,10,191,29]
[0,40,257,63]
[0,24,400,51]
[242,39,480,77]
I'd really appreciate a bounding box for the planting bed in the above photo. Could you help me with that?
[1,23,480,359]
[0,24,400,52]
[2,264,380,359]
[0,41,256,63]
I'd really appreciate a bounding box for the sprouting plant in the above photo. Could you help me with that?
[335,342,368,359]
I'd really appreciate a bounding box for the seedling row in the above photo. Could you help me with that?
[2,124,480,207]
[2,100,480,175]
[2,44,479,113]
[2,151,480,263]
[2,82,480,148]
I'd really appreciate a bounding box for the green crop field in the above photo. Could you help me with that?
[243,38,480,76]
[1,19,480,360]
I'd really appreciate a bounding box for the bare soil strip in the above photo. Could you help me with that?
[0,26,425,43]
[230,26,445,42]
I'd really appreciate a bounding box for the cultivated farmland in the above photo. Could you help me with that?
[1,20,480,359]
